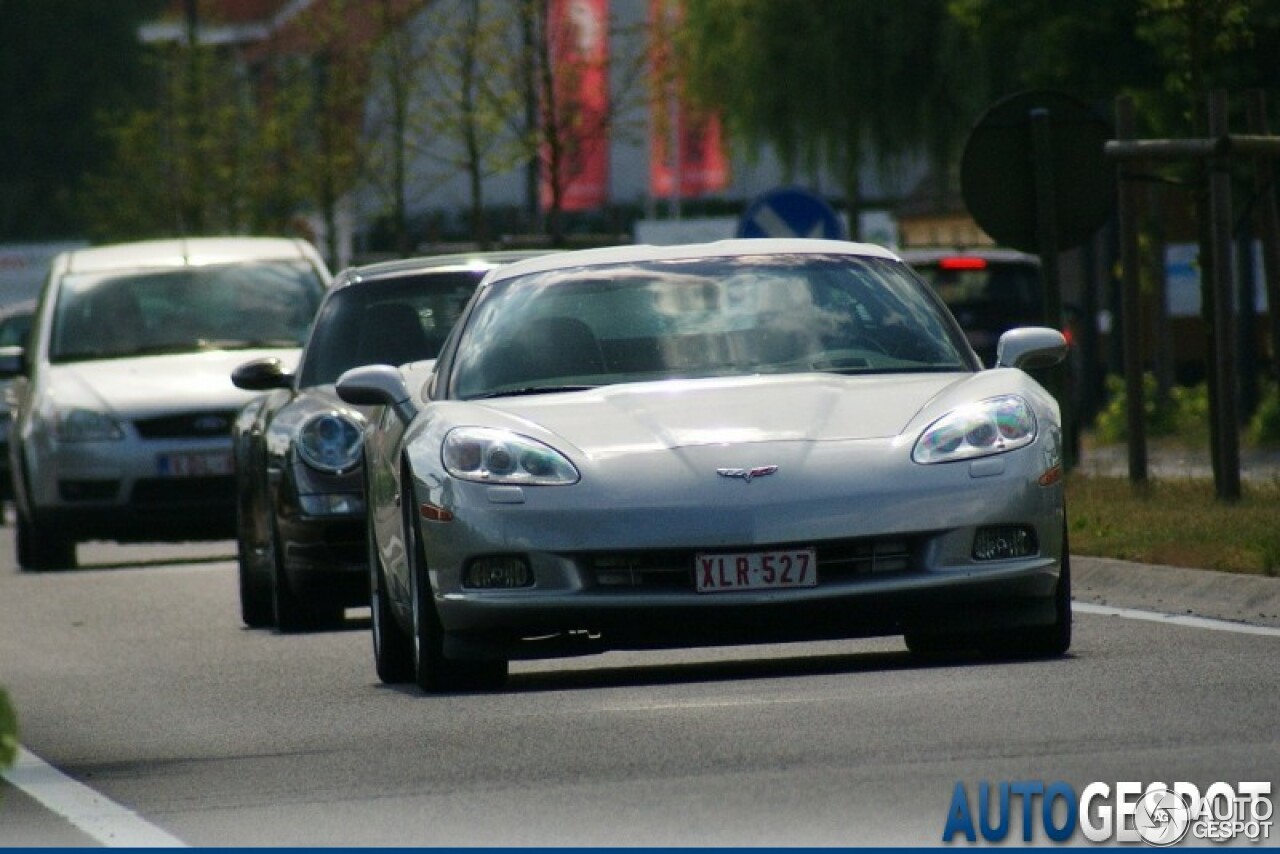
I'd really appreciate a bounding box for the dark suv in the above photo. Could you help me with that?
[902,246,1082,457]
[900,247,1051,367]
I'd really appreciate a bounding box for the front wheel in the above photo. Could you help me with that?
[405,476,507,693]
[269,516,342,633]
[980,539,1073,660]
[369,511,412,683]
[906,531,1072,662]
[237,501,273,628]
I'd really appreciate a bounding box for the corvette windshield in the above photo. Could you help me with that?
[49,260,325,363]
[452,253,971,400]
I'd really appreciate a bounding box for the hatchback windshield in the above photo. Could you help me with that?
[49,261,325,363]
[452,253,971,400]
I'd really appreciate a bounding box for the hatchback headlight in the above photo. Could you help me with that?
[296,412,364,473]
[443,427,578,485]
[55,408,125,442]
[912,395,1037,464]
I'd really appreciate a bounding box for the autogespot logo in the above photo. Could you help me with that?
[942,780,1273,845]
[1133,785,1192,846]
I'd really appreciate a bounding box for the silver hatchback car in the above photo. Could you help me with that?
[0,237,330,570]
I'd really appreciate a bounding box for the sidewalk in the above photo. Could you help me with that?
[1073,556,1280,629]
[1074,442,1280,482]
[1069,441,1280,630]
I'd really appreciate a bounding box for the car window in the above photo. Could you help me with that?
[452,253,971,399]
[299,270,483,387]
[912,260,1041,320]
[0,312,32,348]
[48,260,325,363]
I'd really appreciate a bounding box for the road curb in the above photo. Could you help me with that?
[1073,555,1280,629]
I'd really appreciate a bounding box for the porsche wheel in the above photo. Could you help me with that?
[369,511,412,683]
[270,516,309,633]
[237,503,273,628]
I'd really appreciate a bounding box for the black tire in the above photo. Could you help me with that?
[270,515,344,633]
[405,472,507,693]
[16,510,76,571]
[237,504,274,629]
[269,516,309,633]
[979,533,1073,660]
[907,528,1072,661]
[369,511,413,683]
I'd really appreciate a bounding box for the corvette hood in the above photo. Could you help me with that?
[50,349,300,417]
[470,372,970,454]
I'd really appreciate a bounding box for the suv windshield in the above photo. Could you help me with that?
[49,260,325,363]
[452,253,971,400]
[907,254,1043,365]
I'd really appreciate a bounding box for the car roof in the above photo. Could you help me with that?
[334,250,557,287]
[58,237,325,275]
[485,238,902,283]
[898,246,1040,265]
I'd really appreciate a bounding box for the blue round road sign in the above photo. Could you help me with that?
[737,186,846,240]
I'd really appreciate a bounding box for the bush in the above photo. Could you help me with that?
[0,688,15,771]
[1248,383,1280,446]
[1093,374,1209,444]
[1095,375,1280,447]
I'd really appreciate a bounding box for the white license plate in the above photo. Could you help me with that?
[694,548,817,593]
[156,451,233,477]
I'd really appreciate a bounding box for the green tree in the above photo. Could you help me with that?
[678,0,988,234]
[400,0,530,250]
[0,0,160,240]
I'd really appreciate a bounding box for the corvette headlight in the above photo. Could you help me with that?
[296,412,364,473]
[443,427,579,485]
[912,395,1037,464]
[55,408,125,442]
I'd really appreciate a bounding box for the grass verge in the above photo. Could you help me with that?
[1067,473,1280,577]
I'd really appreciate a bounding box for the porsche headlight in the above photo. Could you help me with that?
[55,407,125,442]
[443,427,578,485]
[912,395,1037,464]
[296,412,364,473]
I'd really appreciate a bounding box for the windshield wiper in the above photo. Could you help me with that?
[470,384,598,400]
[203,338,299,349]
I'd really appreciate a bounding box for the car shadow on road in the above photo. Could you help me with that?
[497,646,1031,694]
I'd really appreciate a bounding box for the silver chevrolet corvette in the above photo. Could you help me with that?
[337,238,1070,692]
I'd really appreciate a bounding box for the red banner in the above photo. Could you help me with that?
[541,0,611,212]
[648,0,729,199]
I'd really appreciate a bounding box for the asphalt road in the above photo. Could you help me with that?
[1,533,1277,847]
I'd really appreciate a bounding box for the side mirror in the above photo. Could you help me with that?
[337,364,418,424]
[0,345,26,379]
[232,357,294,391]
[995,327,1067,371]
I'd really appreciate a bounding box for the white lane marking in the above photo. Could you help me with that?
[2,746,187,847]
[1075,602,1280,637]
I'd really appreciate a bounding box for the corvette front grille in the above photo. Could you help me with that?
[587,536,918,589]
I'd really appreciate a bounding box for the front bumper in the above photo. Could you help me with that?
[277,513,368,609]
[436,559,1060,658]
[413,438,1066,658]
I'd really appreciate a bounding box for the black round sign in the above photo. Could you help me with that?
[960,90,1115,253]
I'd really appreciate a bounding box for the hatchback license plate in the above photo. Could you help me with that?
[157,451,233,477]
[694,548,817,593]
